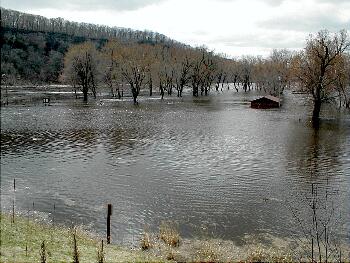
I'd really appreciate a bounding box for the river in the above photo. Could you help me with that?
[1,87,349,248]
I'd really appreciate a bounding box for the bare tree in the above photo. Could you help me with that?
[190,55,204,97]
[201,54,216,95]
[119,44,150,104]
[62,42,100,102]
[101,39,122,98]
[335,53,350,108]
[214,59,230,91]
[189,48,210,97]
[295,30,349,121]
[289,181,345,263]
[175,56,191,97]
[240,56,255,92]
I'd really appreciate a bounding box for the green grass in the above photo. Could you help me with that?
[2,213,349,262]
[0,213,164,263]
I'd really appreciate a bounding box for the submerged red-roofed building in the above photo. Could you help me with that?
[251,95,281,109]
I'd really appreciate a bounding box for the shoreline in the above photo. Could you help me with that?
[2,213,349,262]
[0,213,162,262]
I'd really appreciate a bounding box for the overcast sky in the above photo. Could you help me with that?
[1,0,349,57]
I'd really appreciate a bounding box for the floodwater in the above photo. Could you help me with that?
[1,87,350,247]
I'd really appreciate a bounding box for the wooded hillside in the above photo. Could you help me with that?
[0,7,181,84]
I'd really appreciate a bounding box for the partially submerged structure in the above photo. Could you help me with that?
[251,95,280,109]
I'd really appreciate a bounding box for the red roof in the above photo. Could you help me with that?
[251,95,280,103]
[264,95,280,103]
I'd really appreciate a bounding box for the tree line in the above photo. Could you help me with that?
[62,40,296,102]
[1,8,349,120]
[61,30,350,121]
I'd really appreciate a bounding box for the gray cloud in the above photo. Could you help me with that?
[1,0,165,11]
[318,0,350,3]
[263,0,285,6]
[208,32,304,49]
[258,13,350,32]
[216,0,284,6]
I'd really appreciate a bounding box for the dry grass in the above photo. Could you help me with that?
[140,231,153,250]
[164,247,176,261]
[3,212,349,263]
[0,213,165,262]
[159,221,180,247]
[245,246,294,263]
[193,239,221,262]
[97,240,105,263]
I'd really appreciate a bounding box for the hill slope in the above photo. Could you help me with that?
[0,7,184,84]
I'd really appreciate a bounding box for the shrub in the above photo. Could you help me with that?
[159,221,180,247]
[140,231,153,250]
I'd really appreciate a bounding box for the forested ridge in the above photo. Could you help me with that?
[1,27,91,83]
[0,7,181,84]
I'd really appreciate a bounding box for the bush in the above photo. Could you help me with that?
[159,221,180,247]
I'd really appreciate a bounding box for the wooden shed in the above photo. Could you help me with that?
[251,95,280,109]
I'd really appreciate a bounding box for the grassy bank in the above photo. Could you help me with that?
[1,213,349,262]
[0,213,293,262]
[0,213,163,262]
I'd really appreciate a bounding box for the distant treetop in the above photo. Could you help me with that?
[0,7,182,46]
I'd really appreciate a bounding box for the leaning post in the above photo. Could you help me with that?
[107,204,112,244]
[12,178,16,224]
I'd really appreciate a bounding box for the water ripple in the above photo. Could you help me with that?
[1,90,349,245]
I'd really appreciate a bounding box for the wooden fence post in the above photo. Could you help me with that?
[107,204,112,244]
[12,178,16,224]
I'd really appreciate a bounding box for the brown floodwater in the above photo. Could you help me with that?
[1,86,349,247]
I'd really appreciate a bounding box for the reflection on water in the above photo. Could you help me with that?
[1,89,349,246]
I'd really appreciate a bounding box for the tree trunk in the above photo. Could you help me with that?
[160,82,164,100]
[192,86,198,97]
[83,85,88,102]
[178,84,183,97]
[312,99,321,121]
[132,86,138,104]
[110,83,114,97]
[149,77,153,96]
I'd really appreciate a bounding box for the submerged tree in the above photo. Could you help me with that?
[240,56,255,92]
[189,48,216,97]
[295,30,349,121]
[101,39,122,98]
[335,53,350,108]
[119,43,151,104]
[175,56,192,97]
[62,42,100,102]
